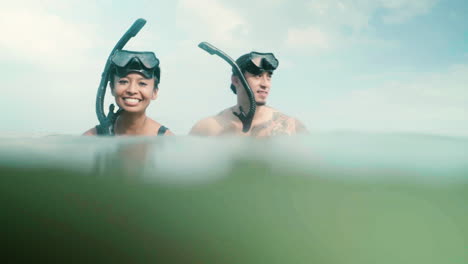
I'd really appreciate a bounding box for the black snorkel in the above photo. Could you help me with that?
[95,18,147,135]
[198,42,256,133]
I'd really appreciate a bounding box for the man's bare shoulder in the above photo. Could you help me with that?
[189,117,219,136]
[189,107,235,136]
[83,127,97,136]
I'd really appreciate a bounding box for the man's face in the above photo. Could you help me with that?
[244,70,272,106]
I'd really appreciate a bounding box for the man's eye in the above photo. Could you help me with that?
[118,80,128,84]
[139,82,148,86]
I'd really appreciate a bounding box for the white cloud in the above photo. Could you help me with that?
[306,0,438,28]
[297,0,439,51]
[306,0,375,32]
[0,2,98,69]
[380,0,439,24]
[308,64,468,136]
[285,26,330,51]
[176,0,249,47]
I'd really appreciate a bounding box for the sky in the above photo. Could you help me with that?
[0,0,467,136]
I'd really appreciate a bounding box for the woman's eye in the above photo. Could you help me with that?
[118,80,128,85]
[139,82,148,86]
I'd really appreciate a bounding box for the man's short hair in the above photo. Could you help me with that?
[230,53,252,94]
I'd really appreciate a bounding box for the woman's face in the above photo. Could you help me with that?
[111,73,158,113]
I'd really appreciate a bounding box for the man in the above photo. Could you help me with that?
[190,51,307,137]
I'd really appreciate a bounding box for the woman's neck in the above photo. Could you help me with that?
[114,111,147,135]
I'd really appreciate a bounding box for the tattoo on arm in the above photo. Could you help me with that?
[250,112,295,136]
[295,119,308,134]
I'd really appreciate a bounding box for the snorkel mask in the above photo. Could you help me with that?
[230,52,279,94]
[110,50,161,83]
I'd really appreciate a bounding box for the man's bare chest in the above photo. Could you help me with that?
[218,114,294,137]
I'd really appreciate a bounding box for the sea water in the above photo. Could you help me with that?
[1,133,467,263]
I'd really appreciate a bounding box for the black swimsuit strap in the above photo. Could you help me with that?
[157,125,168,136]
[96,124,168,136]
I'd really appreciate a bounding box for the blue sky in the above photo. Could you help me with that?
[0,0,467,136]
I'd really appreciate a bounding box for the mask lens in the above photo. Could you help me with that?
[137,54,159,69]
[243,61,263,75]
[111,51,132,67]
[111,50,159,69]
[251,52,278,69]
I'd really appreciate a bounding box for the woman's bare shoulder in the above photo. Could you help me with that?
[164,129,175,136]
[147,118,175,136]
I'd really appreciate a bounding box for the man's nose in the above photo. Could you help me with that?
[260,75,270,87]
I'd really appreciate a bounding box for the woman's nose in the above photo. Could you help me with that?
[126,82,138,93]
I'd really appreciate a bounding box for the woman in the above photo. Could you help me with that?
[84,50,173,136]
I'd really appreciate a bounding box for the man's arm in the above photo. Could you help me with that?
[294,119,309,134]
[250,112,297,136]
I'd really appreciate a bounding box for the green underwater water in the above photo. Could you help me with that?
[1,133,467,263]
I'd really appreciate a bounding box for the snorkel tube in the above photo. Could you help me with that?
[95,18,147,135]
[198,42,256,133]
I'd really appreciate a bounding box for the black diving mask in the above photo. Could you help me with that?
[238,52,279,75]
[110,50,160,81]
